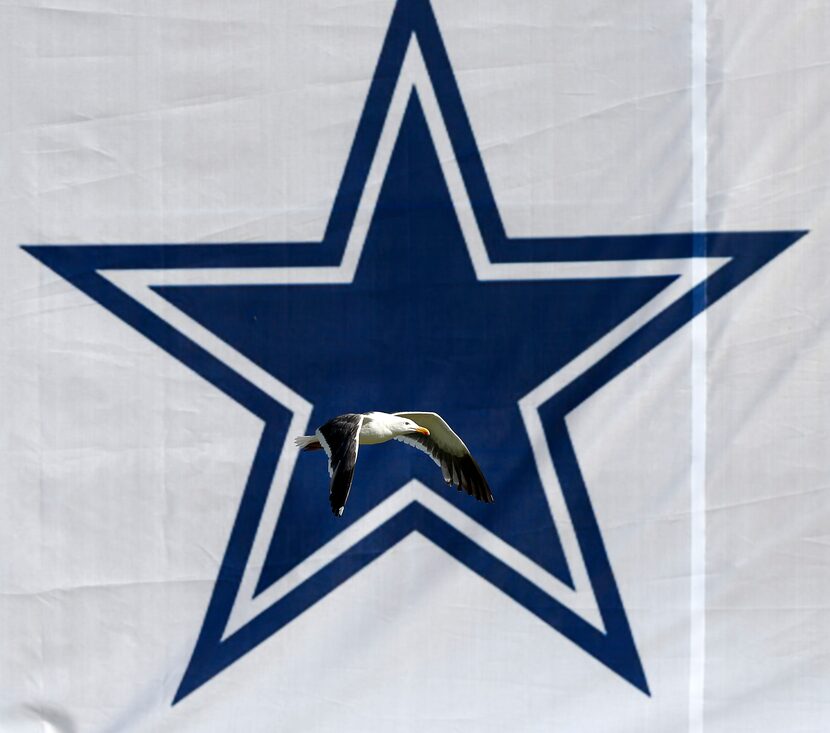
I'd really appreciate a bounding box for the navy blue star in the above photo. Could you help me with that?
[25,0,804,704]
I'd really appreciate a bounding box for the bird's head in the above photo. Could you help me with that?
[396,417,430,437]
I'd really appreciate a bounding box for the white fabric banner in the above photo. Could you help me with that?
[1,1,828,731]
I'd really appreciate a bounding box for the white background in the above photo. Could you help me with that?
[1,0,828,730]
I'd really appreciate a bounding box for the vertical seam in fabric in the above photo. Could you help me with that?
[690,0,708,730]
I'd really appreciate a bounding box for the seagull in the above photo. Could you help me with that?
[295,411,494,516]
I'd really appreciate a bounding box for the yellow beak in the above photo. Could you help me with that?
[416,426,430,436]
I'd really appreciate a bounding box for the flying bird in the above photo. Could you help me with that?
[295,411,494,516]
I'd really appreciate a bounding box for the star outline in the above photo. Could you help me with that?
[22,0,806,704]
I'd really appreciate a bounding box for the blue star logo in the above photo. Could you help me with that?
[25,0,804,703]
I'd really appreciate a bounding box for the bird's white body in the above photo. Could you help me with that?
[356,411,412,445]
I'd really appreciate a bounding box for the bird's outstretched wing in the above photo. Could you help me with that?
[317,414,364,516]
[394,412,493,503]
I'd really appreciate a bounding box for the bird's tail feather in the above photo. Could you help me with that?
[294,435,323,451]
